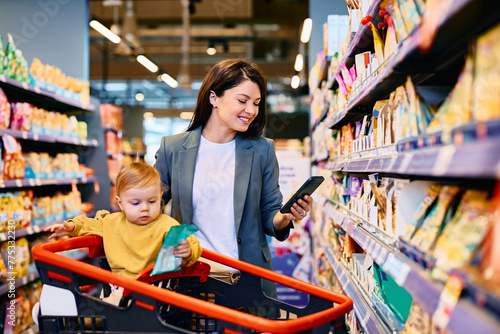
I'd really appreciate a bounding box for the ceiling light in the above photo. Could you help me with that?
[136,55,159,73]
[291,75,300,89]
[161,73,179,88]
[143,112,154,119]
[206,44,216,55]
[135,92,144,101]
[294,54,304,72]
[300,18,313,43]
[180,111,194,119]
[90,20,121,44]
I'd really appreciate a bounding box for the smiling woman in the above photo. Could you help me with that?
[154,58,313,299]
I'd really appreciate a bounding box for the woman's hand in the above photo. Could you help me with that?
[273,194,313,232]
[44,220,75,240]
[174,240,192,259]
[286,194,312,221]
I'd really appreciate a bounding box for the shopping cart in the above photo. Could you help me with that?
[32,235,353,333]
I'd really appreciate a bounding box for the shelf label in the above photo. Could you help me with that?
[432,273,464,330]
[15,179,23,187]
[398,153,414,173]
[360,310,370,327]
[28,179,35,187]
[432,145,456,176]
[0,234,6,241]
[0,75,5,82]
[34,86,41,93]
[22,82,29,90]
[33,133,39,141]
[26,227,34,235]
[381,253,410,286]
[21,132,28,139]
[35,179,42,186]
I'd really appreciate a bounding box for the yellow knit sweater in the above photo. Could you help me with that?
[69,210,201,278]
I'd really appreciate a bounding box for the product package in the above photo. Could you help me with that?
[151,225,199,275]
[411,185,461,252]
[432,190,491,280]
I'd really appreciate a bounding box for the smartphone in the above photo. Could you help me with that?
[280,176,325,214]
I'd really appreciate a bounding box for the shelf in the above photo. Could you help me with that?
[328,0,382,90]
[327,0,500,129]
[323,201,500,334]
[324,138,500,178]
[0,176,97,189]
[0,75,95,112]
[319,238,391,334]
[0,271,39,296]
[0,128,98,147]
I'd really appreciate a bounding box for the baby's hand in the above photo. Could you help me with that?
[173,240,192,259]
[44,220,75,240]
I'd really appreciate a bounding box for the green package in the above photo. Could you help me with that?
[151,224,199,275]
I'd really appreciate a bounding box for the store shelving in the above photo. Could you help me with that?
[310,0,500,332]
[0,128,99,147]
[321,201,500,334]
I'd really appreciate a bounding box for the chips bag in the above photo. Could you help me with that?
[151,225,199,275]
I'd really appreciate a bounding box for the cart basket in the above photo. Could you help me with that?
[32,235,352,334]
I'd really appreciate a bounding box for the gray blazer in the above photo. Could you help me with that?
[154,127,292,296]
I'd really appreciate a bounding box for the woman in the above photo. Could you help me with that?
[154,58,312,297]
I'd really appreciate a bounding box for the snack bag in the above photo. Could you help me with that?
[151,225,199,275]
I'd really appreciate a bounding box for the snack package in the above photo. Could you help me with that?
[411,185,461,252]
[2,134,25,180]
[432,190,491,280]
[427,54,474,133]
[402,184,443,241]
[473,22,500,122]
[402,301,432,334]
[151,225,199,275]
[480,183,500,282]
[0,88,11,129]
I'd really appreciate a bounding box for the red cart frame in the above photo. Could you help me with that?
[32,235,352,333]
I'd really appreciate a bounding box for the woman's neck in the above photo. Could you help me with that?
[202,122,237,143]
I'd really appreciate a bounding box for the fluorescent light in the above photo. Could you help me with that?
[180,111,193,119]
[90,20,121,44]
[206,46,216,55]
[161,73,178,88]
[135,92,144,101]
[300,18,312,43]
[291,75,300,89]
[294,54,304,72]
[137,55,159,73]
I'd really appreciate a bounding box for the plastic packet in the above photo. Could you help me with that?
[151,224,199,275]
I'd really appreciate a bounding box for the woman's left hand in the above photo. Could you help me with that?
[286,194,313,221]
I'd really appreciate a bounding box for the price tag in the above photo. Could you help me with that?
[73,138,79,145]
[386,156,398,171]
[382,253,410,286]
[33,226,41,233]
[0,234,6,241]
[360,310,370,327]
[28,179,35,187]
[15,179,23,187]
[22,82,29,90]
[398,153,414,173]
[432,273,464,329]
[35,179,42,186]
[432,145,455,176]
[26,227,34,235]
[82,176,87,183]
[33,133,39,141]
[34,86,41,94]
[0,75,5,82]
[22,132,28,139]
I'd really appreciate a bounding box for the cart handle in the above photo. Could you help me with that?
[32,235,353,334]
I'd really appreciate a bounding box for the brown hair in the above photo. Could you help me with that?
[187,58,267,139]
[115,162,163,195]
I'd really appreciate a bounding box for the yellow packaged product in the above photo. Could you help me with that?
[411,185,461,252]
[473,22,500,122]
[432,190,491,280]
[403,185,443,241]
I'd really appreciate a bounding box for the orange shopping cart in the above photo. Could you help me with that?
[32,235,353,333]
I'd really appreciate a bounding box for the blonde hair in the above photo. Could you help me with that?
[115,162,163,195]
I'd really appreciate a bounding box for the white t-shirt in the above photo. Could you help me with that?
[192,135,238,272]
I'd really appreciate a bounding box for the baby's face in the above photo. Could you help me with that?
[116,184,162,225]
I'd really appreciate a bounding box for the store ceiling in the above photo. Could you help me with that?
[88,0,309,109]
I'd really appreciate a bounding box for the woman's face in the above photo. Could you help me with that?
[209,80,261,135]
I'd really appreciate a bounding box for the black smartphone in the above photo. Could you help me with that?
[280,176,325,214]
